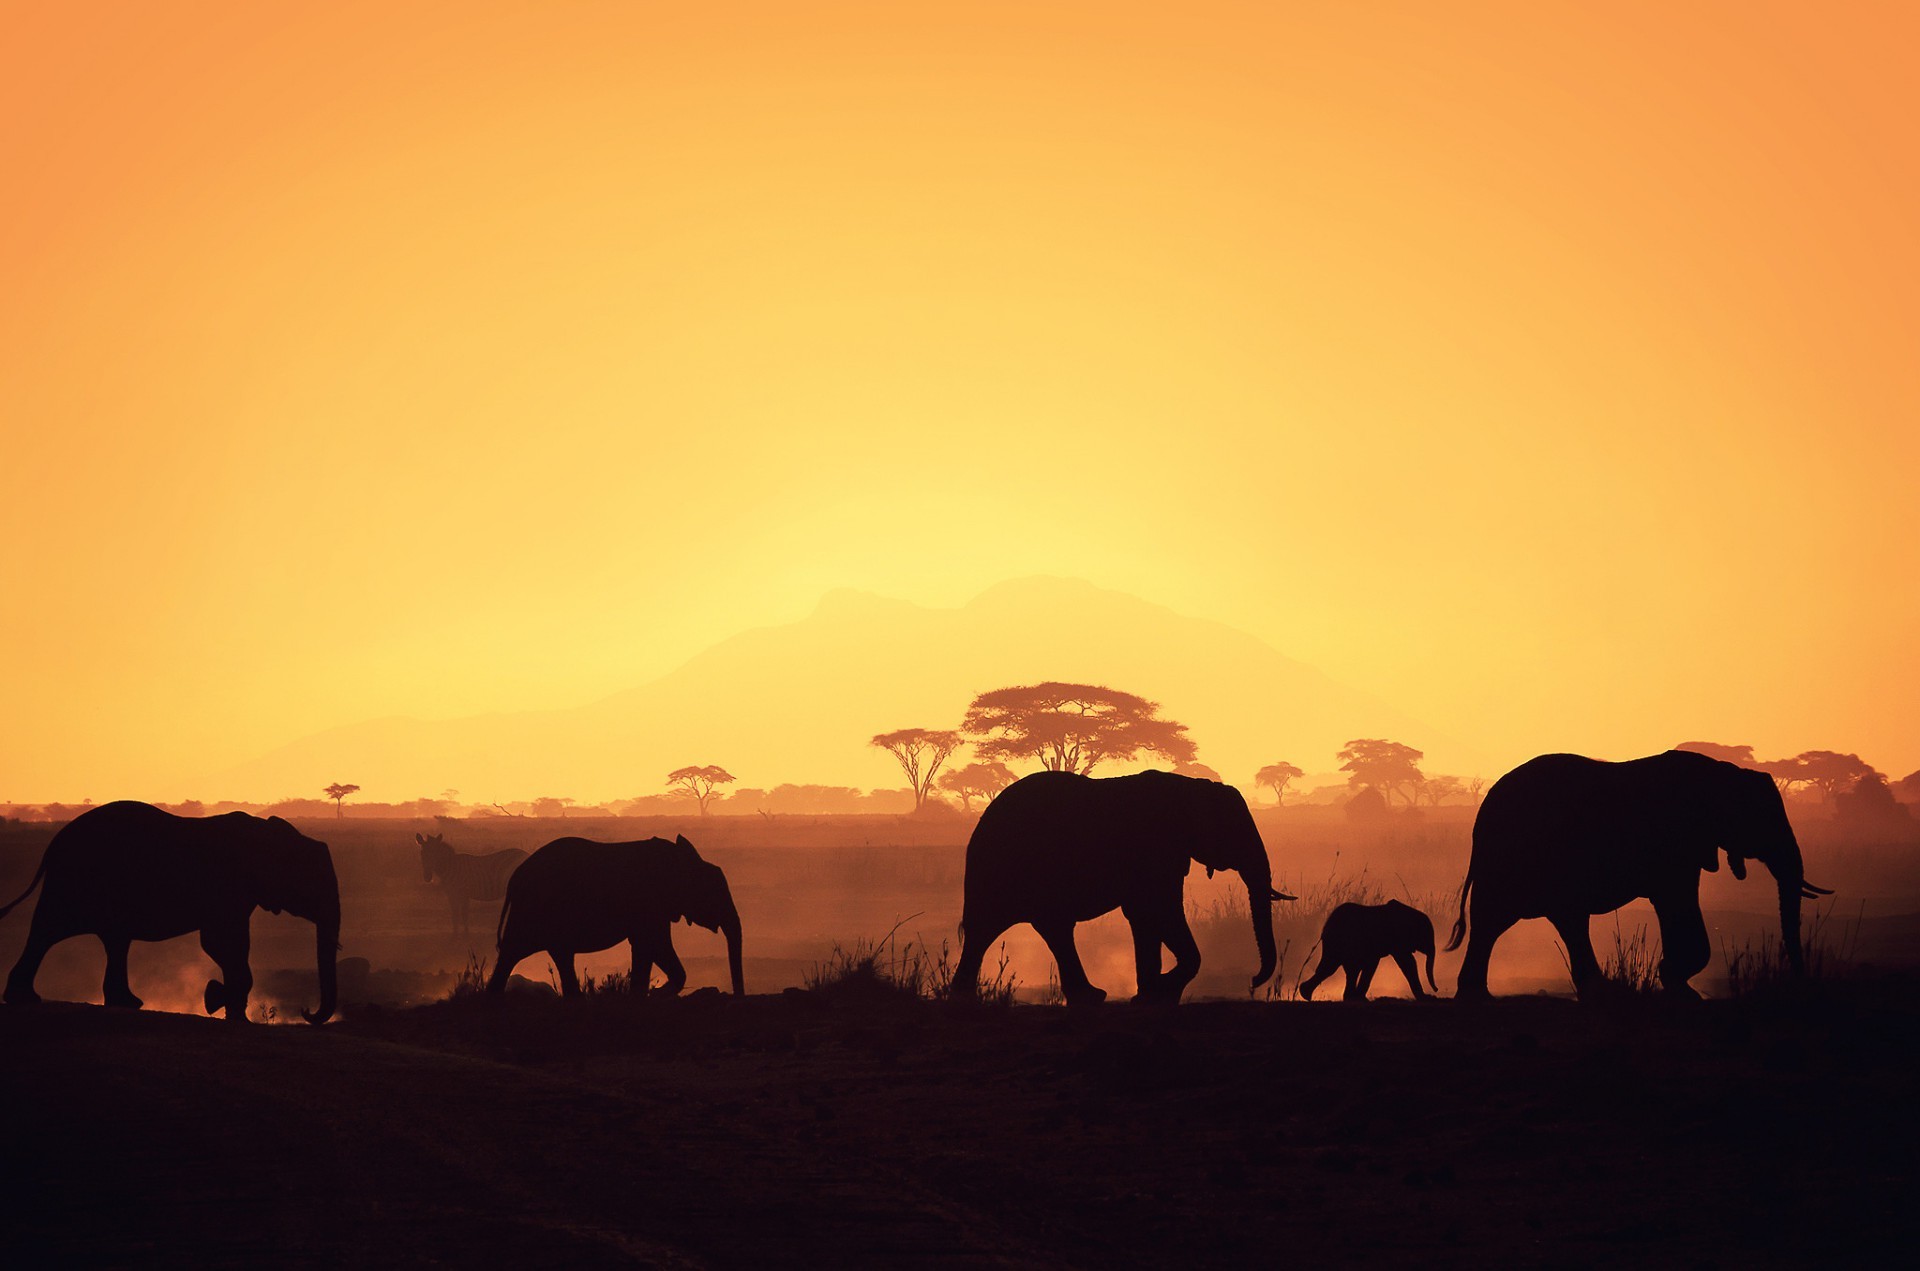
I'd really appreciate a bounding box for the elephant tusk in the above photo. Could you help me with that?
[1800,882,1833,898]
[1269,888,1296,903]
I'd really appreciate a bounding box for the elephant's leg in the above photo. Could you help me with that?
[487,945,526,994]
[1298,947,1336,1001]
[5,910,77,1006]
[1035,920,1105,1006]
[1454,899,1516,1000]
[1549,912,1603,999]
[101,933,143,1009]
[200,921,253,1021]
[643,925,685,996]
[1122,903,1168,1002]
[1392,950,1428,999]
[1159,906,1201,1002]
[951,914,1012,1001]
[552,951,581,998]
[1651,893,1709,999]
[1345,958,1380,1002]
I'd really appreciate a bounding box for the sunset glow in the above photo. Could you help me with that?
[6,3,1916,801]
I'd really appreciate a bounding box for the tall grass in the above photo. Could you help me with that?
[805,915,1019,1007]
[1721,903,1861,998]
[1552,917,1662,994]
[449,952,490,999]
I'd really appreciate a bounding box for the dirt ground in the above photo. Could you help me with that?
[3,981,1916,1269]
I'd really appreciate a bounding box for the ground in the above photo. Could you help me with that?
[4,981,1915,1269]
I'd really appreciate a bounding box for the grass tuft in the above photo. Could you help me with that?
[806,916,1018,1007]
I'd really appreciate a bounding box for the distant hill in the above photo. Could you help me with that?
[209,577,1461,802]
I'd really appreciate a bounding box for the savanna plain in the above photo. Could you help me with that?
[3,808,1916,1268]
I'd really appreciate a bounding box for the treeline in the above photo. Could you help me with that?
[1677,742,1920,830]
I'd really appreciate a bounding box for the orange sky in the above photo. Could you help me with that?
[5,3,1917,801]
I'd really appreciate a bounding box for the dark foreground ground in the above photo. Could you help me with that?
[4,980,1916,1269]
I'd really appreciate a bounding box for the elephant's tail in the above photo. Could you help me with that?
[494,887,513,951]
[0,849,50,923]
[1443,874,1471,953]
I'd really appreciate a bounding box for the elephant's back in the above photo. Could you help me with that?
[962,773,1098,900]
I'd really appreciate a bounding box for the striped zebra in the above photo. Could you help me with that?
[417,833,527,937]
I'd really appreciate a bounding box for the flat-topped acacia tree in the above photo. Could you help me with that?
[666,765,735,815]
[323,782,360,819]
[961,682,1196,776]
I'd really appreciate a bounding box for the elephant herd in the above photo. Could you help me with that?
[0,750,1828,1023]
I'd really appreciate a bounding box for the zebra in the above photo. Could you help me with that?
[416,832,527,937]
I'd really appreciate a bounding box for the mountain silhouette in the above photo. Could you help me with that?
[209,578,1455,802]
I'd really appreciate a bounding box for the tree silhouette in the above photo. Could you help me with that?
[869,728,965,811]
[961,682,1197,776]
[666,765,735,815]
[936,761,1016,813]
[1676,741,1757,766]
[1786,751,1877,805]
[1173,760,1223,781]
[323,782,360,819]
[1255,761,1304,806]
[1419,774,1467,806]
[1836,770,1911,829]
[1896,770,1920,805]
[1756,754,1814,798]
[530,796,575,819]
[1337,739,1425,807]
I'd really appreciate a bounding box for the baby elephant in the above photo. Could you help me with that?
[1299,900,1437,1001]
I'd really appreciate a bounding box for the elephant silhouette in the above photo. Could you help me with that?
[952,770,1291,1006]
[1298,899,1437,1001]
[1447,750,1831,999]
[488,835,744,997]
[1,801,340,1023]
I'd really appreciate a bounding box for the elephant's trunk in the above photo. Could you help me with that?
[722,906,745,997]
[1242,866,1278,992]
[1778,879,1804,976]
[303,914,339,1025]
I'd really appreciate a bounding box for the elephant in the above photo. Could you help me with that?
[1447,750,1831,999]
[1298,900,1437,1001]
[486,834,744,998]
[951,770,1292,1006]
[0,801,339,1023]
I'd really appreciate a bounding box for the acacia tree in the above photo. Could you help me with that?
[1789,751,1878,805]
[961,682,1197,776]
[323,782,360,819]
[1420,775,1467,806]
[1336,739,1425,807]
[666,765,736,815]
[1254,761,1304,807]
[1174,760,1223,781]
[937,761,1017,812]
[869,728,965,811]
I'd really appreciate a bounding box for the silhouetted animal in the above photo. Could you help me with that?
[1298,899,1437,1001]
[952,770,1292,1006]
[417,832,526,936]
[1447,750,1831,999]
[488,835,743,997]
[0,801,340,1023]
